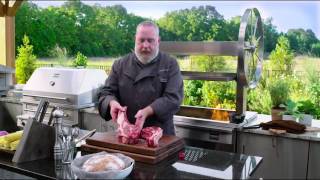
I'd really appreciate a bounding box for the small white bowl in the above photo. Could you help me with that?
[71,152,134,179]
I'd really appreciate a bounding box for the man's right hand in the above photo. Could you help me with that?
[109,100,125,122]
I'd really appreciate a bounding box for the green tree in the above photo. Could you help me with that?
[286,28,318,54]
[15,35,37,84]
[263,18,280,53]
[311,43,320,57]
[157,5,225,41]
[224,16,240,41]
[269,36,294,76]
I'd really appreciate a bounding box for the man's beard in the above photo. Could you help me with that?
[134,46,159,64]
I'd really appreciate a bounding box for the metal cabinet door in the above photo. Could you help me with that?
[237,132,308,179]
[307,141,320,179]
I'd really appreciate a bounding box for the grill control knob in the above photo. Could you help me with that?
[50,81,55,86]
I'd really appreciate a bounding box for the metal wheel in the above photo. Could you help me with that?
[238,8,264,88]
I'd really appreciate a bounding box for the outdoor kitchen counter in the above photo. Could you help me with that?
[0,146,262,179]
[80,106,320,142]
[2,96,320,142]
[240,114,320,141]
[0,96,21,104]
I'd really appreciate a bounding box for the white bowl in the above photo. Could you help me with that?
[71,152,134,179]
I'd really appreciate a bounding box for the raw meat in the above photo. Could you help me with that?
[141,126,163,147]
[116,109,140,144]
[116,108,163,147]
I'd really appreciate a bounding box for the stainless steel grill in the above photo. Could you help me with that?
[0,65,14,96]
[19,67,107,127]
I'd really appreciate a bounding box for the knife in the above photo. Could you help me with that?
[38,100,49,123]
[75,129,96,145]
[33,99,46,121]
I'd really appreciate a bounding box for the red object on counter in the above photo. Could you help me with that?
[178,151,185,160]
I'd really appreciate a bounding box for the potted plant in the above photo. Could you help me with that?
[281,99,302,121]
[268,78,290,120]
[297,100,317,126]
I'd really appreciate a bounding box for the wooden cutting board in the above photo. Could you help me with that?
[81,142,184,164]
[85,132,184,156]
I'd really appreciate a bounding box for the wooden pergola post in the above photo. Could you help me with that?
[0,0,23,75]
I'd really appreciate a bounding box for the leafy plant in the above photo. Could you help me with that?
[281,99,302,119]
[15,35,37,84]
[268,77,290,108]
[297,100,317,116]
[183,80,204,106]
[201,81,236,109]
[72,52,88,67]
[247,86,272,114]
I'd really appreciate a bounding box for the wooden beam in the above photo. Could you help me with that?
[0,1,4,16]
[4,0,9,16]
[5,17,15,68]
[7,0,24,16]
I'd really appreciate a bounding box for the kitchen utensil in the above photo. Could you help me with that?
[75,129,96,145]
[47,106,57,126]
[33,99,46,121]
[38,100,49,123]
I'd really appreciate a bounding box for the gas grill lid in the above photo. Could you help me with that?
[23,67,107,95]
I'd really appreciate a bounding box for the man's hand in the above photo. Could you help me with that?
[135,106,154,129]
[109,100,125,122]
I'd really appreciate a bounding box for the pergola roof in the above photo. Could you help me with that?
[0,0,23,17]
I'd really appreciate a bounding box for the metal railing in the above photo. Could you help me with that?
[35,64,112,74]
[36,63,320,78]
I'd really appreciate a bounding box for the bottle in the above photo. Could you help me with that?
[53,108,64,162]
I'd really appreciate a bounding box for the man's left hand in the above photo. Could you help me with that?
[135,106,154,129]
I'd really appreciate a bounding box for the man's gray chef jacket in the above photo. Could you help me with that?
[98,52,184,135]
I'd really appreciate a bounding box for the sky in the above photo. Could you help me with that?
[32,1,320,39]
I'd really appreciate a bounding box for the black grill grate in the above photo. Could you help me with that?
[184,148,208,162]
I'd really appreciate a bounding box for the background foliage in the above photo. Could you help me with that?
[14,1,320,118]
[15,1,320,58]
[15,35,37,84]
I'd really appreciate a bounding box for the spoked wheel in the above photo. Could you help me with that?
[238,8,264,89]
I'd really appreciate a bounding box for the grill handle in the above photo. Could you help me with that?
[24,94,69,101]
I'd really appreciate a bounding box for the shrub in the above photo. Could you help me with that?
[304,60,320,114]
[183,80,204,106]
[268,77,290,108]
[269,36,294,76]
[72,52,88,67]
[201,81,236,109]
[190,55,227,72]
[247,86,272,114]
[15,35,37,84]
